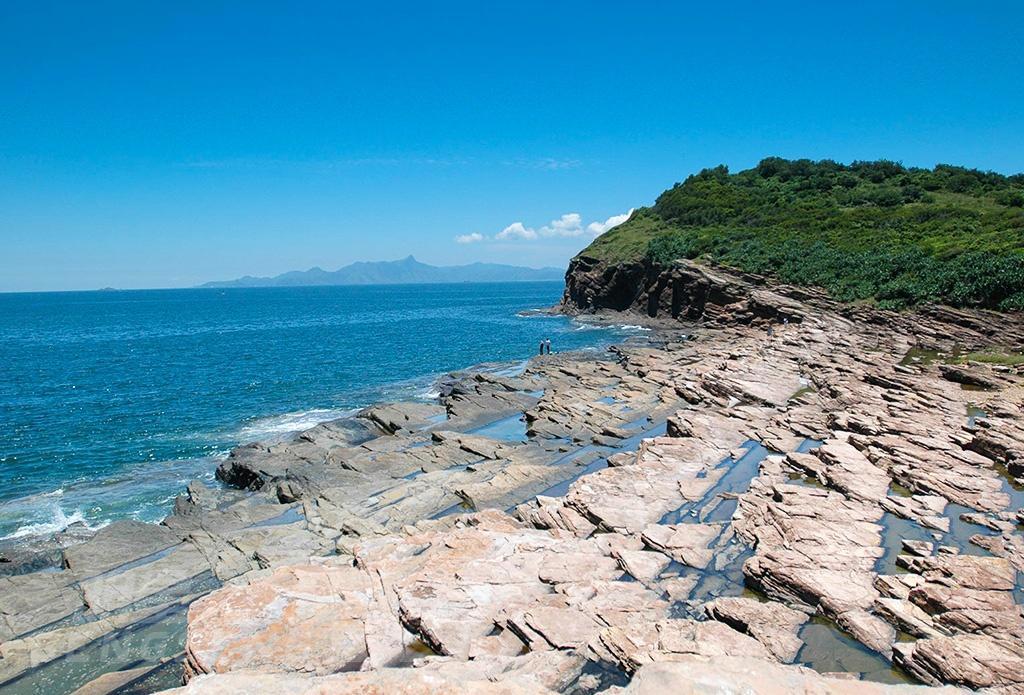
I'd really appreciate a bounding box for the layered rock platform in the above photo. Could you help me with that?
[4,260,1024,694]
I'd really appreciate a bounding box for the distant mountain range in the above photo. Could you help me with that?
[200,256,565,288]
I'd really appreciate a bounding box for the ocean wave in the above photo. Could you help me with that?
[237,408,356,441]
[573,321,652,333]
[1,503,108,541]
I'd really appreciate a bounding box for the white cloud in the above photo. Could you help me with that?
[539,213,584,237]
[495,222,538,240]
[586,209,634,236]
[460,209,634,245]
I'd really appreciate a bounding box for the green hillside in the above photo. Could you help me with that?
[582,159,1024,309]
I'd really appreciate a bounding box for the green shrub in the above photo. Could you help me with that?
[590,158,1024,310]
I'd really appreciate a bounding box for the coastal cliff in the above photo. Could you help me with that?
[562,254,803,323]
[564,158,1024,313]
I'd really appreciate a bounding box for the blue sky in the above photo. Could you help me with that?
[1,2,1022,291]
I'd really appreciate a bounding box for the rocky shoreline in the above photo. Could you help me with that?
[3,261,1024,694]
[0,325,676,693]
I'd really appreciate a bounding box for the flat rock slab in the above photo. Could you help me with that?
[593,618,772,674]
[185,560,375,678]
[561,437,731,534]
[185,512,670,678]
[621,656,967,694]
[0,600,175,682]
[64,519,180,580]
[166,653,574,694]
[0,571,84,641]
[81,542,211,614]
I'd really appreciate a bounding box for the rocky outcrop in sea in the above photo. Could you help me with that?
[2,260,1024,694]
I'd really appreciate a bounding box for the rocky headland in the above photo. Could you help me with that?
[2,259,1024,694]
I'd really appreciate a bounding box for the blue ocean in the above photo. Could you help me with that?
[0,282,646,541]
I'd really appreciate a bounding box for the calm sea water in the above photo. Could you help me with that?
[0,282,647,541]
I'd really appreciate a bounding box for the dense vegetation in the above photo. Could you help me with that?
[582,158,1024,309]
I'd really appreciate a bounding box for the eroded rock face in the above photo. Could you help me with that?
[1,350,690,693]
[895,633,1024,689]
[704,596,808,662]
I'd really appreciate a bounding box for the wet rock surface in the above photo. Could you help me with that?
[0,342,679,693]
[5,260,1024,694]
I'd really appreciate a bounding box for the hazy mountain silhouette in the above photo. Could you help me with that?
[200,256,565,288]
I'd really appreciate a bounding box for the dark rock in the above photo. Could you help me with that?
[938,364,997,390]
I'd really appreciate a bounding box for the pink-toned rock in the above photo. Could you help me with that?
[704,596,807,662]
[895,634,1024,688]
[640,523,719,569]
[168,652,575,694]
[737,483,883,614]
[621,656,967,694]
[593,619,771,674]
[185,560,376,678]
[185,513,669,680]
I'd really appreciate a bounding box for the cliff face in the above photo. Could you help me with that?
[562,255,807,324]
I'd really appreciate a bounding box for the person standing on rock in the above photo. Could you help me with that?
[539,339,545,356]
[545,338,552,354]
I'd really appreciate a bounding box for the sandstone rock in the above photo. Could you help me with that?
[166,654,570,694]
[185,513,668,677]
[80,542,211,614]
[63,520,180,580]
[360,402,447,434]
[640,523,718,569]
[938,364,998,390]
[0,571,84,640]
[704,596,807,662]
[594,618,771,674]
[185,560,375,677]
[620,656,966,694]
[895,634,1024,688]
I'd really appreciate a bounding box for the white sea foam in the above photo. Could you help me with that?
[1,504,107,541]
[237,408,355,441]
[573,319,653,333]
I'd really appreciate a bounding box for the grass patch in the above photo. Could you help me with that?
[958,351,1024,366]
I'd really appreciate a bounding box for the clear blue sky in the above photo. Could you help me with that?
[2,1,1022,291]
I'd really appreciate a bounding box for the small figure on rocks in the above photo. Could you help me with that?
[539,339,545,356]
[545,338,552,354]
